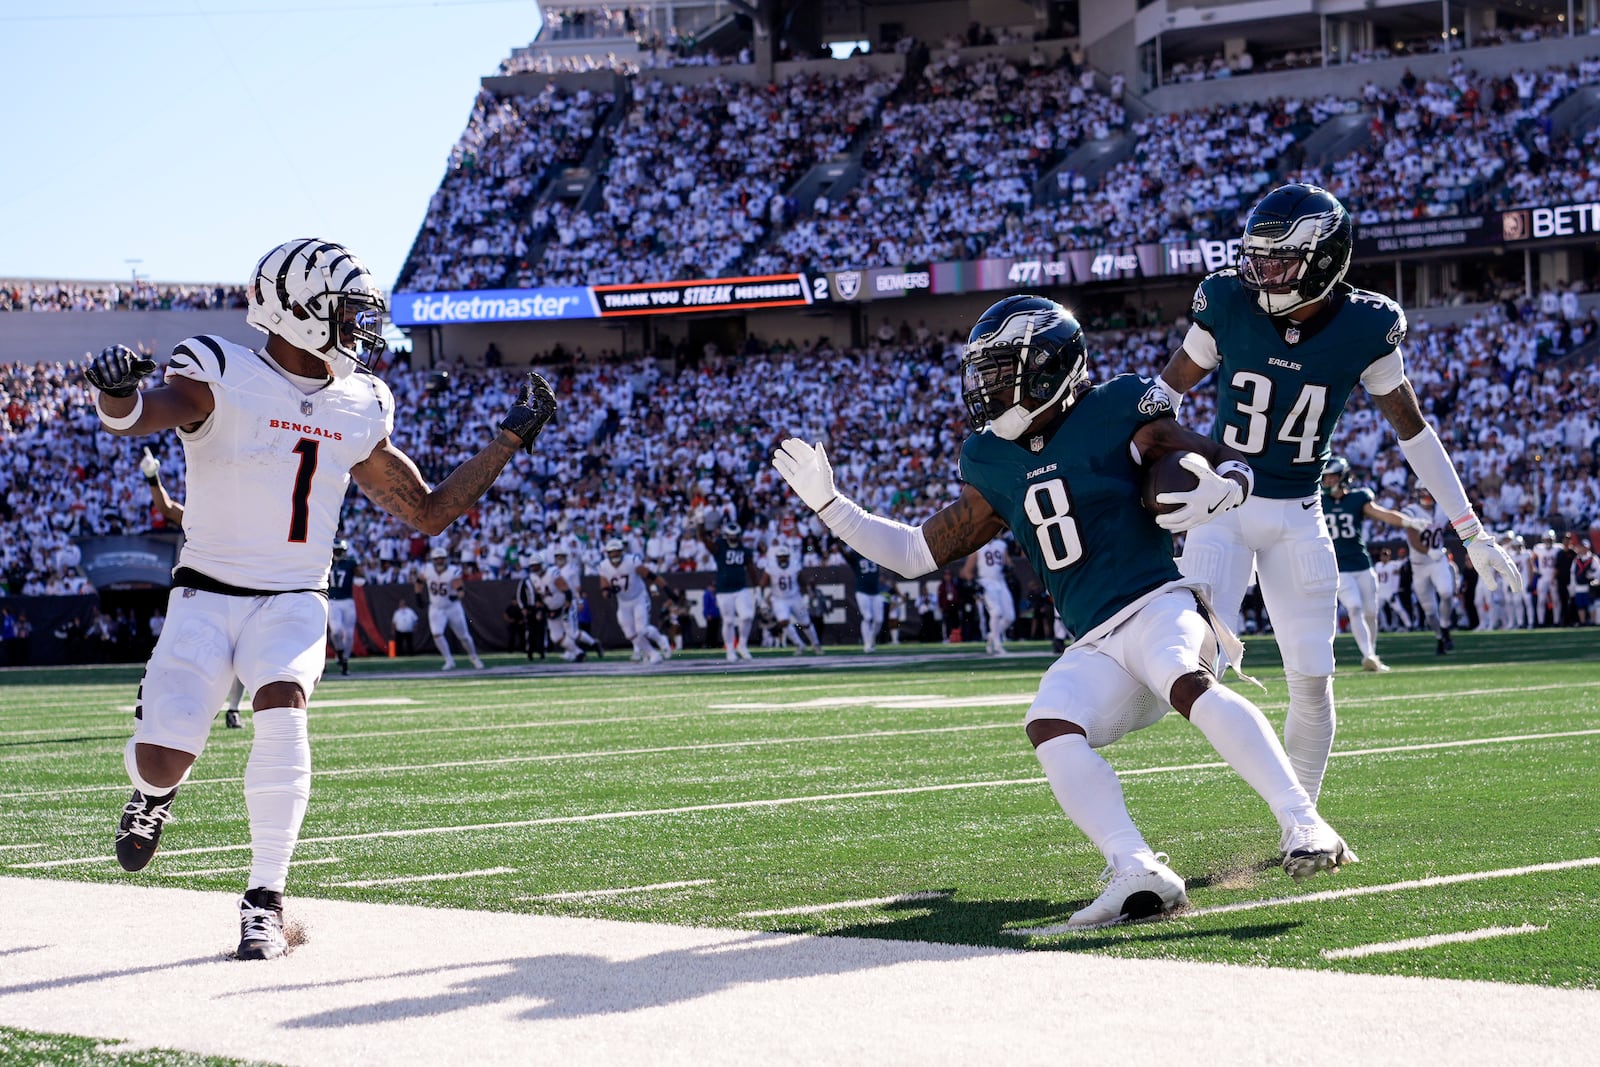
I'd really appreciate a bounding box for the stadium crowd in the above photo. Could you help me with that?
[5,295,1597,612]
[2,281,246,313]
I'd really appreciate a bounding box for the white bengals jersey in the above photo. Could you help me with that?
[599,554,649,603]
[1533,542,1560,576]
[762,555,804,599]
[1401,503,1450,564]
[166,334,393,590]
[976,539,1009,583]
[556,561,584,603]
[421,564,462,604]
[531,570,569,611]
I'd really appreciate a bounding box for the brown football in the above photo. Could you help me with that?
[1141,450,1202,515]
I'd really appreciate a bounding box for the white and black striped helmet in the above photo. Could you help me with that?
[246,238,387,372]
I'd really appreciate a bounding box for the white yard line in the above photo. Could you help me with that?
[0,843,43,851]
[527,879,715,902]
[159,856,342,878]
[1321,924,1548,961]
[739,892,950,918]
[12,726,1600,857]
[1011,857,1600,937]
[330,866,517,889]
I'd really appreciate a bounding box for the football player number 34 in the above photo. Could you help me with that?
[1024,479,1084,570]
[1223,371,1328,462]
[288,438,318,543]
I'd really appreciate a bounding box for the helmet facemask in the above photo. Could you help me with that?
[1237,185,1352,316]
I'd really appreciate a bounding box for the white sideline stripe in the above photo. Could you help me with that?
[527,879,715,901]
[740,891,950,917]
[0,843,43,851]
[159,856,342,878]
[330,866,517,888]
[1321,924,1548,961]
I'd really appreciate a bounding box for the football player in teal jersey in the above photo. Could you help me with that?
[775,295,1355,930]
[1320,456,1426,673]
[1158,183,1521,803]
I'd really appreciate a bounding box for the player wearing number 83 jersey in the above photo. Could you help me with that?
[774,294,1357,931]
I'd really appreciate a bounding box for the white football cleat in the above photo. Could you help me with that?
[1361,656,1391,673]
[1066,854,1188,931]
[645,649,663,665]
[1280,820,1359,881]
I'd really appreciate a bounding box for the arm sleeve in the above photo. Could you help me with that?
[816,496,939,578]
[1360,348,1407,395]
[1180,323,1220,371]
[1398,424,1475,525]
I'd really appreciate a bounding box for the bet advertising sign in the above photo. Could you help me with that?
[391,287,597,326]
[1500,200,1600,243]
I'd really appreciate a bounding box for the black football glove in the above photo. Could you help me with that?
[499,372,558,452]
[85,345,157,398]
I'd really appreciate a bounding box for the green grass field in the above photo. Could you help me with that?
[4,628,1598,994]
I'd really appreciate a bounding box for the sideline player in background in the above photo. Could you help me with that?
[90,237,556,960]
[842,547,883,652]
[140,447,247,727]
[963,536,1016,656]
[416,547,485,671]
[552,544,604,659]
[760,543,822,654]
[1159,183,1520,802]
[1320,456,1426,672]
[776,295,1355,929]
[599,538,673,664]
[1532,530,1561,626]
[326,539,361,676]
[1402,485,1467,654]
[698,517,757,660]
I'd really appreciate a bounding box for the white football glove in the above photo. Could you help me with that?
[1402,515,1430,532]
[1156,453,1246,532]
[139,448,160,482]
[1464,531,1523,594]
[772,438,839,514]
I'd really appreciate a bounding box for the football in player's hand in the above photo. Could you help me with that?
[1141,450,1202,515]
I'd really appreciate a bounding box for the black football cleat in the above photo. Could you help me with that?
[115,788,178,872]
[225,710,243,729]
[237,887,289,960]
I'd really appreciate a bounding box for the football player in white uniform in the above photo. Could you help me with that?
[599,538,672,664]
[760,544,821,654]
[963,536,1016,656]
[526,553,585,661]
[1374,548,1413,632]
[1506,534,1533,629]
[552,544,604,659]
[88,237,556,961]
[416,548,483,671]
[1402,485,1460,655]
[1532,530,1561,626]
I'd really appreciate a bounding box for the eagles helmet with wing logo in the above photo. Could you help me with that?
[961,294,1089,439]
[246,238,388,376]
[1237,184,1354,316]
[1320,455,1352,497]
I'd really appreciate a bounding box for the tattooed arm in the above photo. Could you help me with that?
[922,484,1008,568]
[352,432,522,537]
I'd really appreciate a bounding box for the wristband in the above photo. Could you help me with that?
[1214,459,1254,500]
[96,390,143,431]
[1450,513,1484,542]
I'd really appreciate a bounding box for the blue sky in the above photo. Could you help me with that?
[0,0,541,290]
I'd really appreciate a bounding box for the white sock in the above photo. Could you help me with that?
[1034,733,1152,870]
[433,633,453,664]
[1282,670,1336,804]
[1188,686,1316,834]
[225,678,247,711]
[1349,608,1375,659]
[245,707,311,894]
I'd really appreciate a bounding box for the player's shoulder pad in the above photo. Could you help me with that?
[165,335,241,384]
[1099,373,1174,419]
[1191,269,1240,321]
[1342,285,1408,349]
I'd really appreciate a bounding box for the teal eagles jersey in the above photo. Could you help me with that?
[1322,487,1376,572]
[959,374,1181,637]
[711,537,750,593]
[328,558,359,600]
[1191,271,1405,499]
[845,550,881,596]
